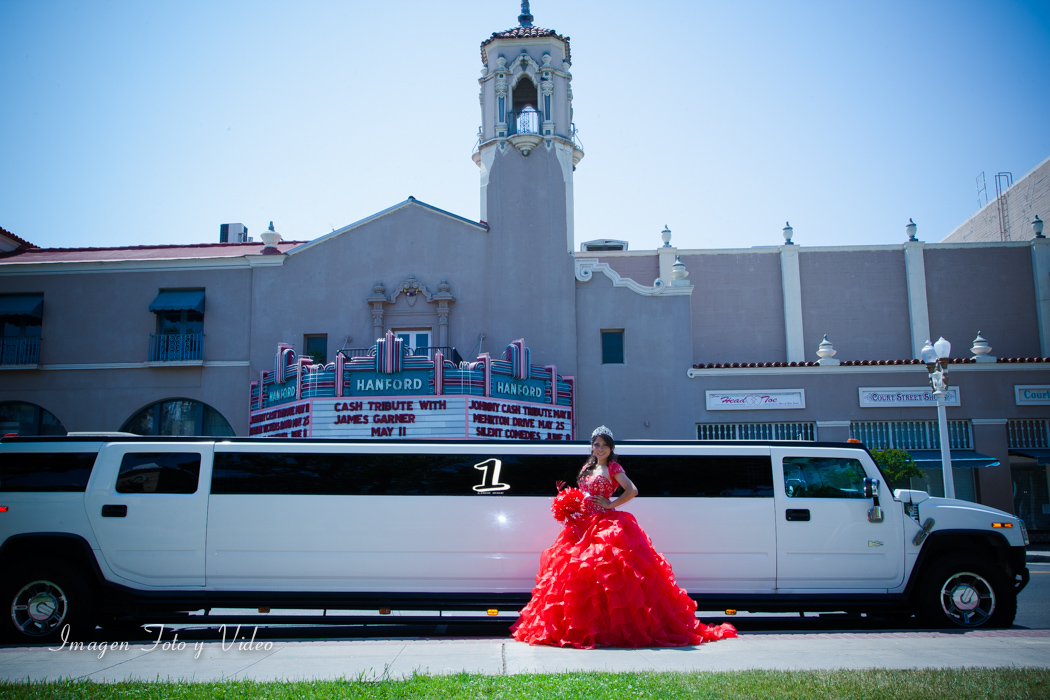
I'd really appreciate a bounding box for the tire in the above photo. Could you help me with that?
[2,562,94,644]
[915,555,1016,629]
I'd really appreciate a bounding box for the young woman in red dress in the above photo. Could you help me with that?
[511,426,738,649]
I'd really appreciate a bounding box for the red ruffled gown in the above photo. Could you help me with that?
[511,462,737,649]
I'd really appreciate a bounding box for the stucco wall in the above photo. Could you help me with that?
[574,273,694,440]
[0,266,253,433]
[0,364,250,435]
[683,250,787,364]
[248,206,492,372]
[924,245,1039,359]
[0,267,251,365]
[483,145,578,373]
[798,249,911,362]
[591,254,659,287]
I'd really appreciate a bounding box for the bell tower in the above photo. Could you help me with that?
[473,1,584,254]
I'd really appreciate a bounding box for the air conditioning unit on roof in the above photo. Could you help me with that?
[580,239,628,252]
[219,223,250,243]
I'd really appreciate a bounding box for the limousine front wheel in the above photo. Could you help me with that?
[916,555,1016,629]
[3,563,93,644]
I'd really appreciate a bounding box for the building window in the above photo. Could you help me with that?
[0,294,43,365]
[304,334,327,365]
[148,289,205,362]
[0,401,66,436]
[121,399,234,436]
[601,330,624,364]
[1005,419,1050,538]
[395,330,431,356]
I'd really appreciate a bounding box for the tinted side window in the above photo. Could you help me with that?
[116,453,201,494]
[783,456,867,499]
[627,456,773,497]
[211,452,773,497]
[212,453,583,496]
[0,453,97,492]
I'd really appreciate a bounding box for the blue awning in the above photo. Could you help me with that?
[1009,448,1050,465]
[0,294,43,318]
[908,450,1000,469]
[149,289,205,314]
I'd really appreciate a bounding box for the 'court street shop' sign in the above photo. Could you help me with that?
[249,335,575,440]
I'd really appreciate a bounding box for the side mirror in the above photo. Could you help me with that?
[863,477,880,499]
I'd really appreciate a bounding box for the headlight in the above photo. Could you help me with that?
[1019,519,1030,546]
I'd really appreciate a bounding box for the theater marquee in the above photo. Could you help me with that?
[249,335,575,440]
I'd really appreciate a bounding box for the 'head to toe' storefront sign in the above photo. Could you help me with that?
[249,334,575,440]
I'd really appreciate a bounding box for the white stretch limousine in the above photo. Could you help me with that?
[0,435,1031,642]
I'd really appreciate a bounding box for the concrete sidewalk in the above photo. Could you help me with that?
[2,630,1049,683]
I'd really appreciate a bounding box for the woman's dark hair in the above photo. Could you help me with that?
[578,433,617,483]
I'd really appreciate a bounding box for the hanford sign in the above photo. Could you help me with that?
[249,335,575,440]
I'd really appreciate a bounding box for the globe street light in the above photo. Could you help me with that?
[921,337,955,499]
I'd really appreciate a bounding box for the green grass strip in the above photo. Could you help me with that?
[2,669,1050,699]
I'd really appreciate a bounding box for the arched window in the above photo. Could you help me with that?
[512,77,540,134]
[0,401,66,436]
[121,398,235,437]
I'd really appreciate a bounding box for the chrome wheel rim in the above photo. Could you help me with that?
[11,579,69,638]
[939,571,995,627]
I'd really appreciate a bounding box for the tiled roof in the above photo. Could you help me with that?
[481,26,571,65]
[691,357,1050,369]
[692,361,820,369]
[0,225,37,253]
[0,240,303,264]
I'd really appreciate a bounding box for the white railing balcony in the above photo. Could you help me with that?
[698,422,816,441]
[850,420,973,450]
[149,333,203,362]
[0,337,40,365]
[507,109,541,135]
[1008,419,1050,449]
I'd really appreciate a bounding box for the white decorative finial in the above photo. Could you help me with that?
[260,222,282,248]
[971,331,995,363]
[661,225,672,247]
[783,221,794,245]
[816,334,839,365]
[257,221,281,255]
[906,218,918,241]
[670,255,689,286]
[1034,215,1045,238]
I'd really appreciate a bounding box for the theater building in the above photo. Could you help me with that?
[1,4,1049,539]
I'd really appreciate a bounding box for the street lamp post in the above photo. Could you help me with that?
[921,337,955,499]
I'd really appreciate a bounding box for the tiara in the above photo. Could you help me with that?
[591,425,613,440]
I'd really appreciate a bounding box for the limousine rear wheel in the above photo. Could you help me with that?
[3,562,93,644]
[916,555,1015,629]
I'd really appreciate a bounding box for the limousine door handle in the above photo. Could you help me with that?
[101,504,128,518]
[785,508,810,522]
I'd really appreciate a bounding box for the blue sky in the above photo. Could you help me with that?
[1,0,1048,251]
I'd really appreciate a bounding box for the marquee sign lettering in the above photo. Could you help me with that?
[249,335,575,440]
